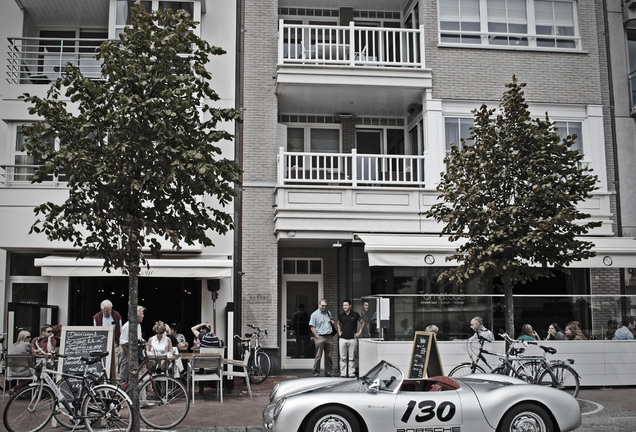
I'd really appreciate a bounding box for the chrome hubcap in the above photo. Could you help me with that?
[315,415,351,432]
[511,412,546,432]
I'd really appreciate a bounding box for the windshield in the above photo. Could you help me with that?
[362,361,403,392]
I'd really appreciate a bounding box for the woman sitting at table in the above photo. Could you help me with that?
[147,321,174,355]
[147,321,174,374]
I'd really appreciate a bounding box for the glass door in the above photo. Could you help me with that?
[281,272,322,369]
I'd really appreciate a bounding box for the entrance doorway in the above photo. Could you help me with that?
[281,259,323,369]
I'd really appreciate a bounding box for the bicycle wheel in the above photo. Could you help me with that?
[248,351,271,384]
[515,360,543,383]
[82,384,132,432]
[139,376,190,429]
[448,363,486,377]
[3,385,55,432]
[53,377,86,429]
[537,364,580,398]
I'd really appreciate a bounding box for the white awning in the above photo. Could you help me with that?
[357,234,636,268]
[34,256,232,278]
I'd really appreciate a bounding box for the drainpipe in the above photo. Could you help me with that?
[602,0,627,309]
[234,0,245,343]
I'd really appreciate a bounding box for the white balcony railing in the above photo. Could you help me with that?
[278,148,426,187]
[0,164,66,187]
[6,37,106,84]
[279,20,425,68]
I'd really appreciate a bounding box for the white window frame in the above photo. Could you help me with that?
[109,0,201,39]
[437,0,580,51]
[285,125,342,153]
[10,123,63,185]
[441,104,593,171]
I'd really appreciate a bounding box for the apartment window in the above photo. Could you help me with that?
[534,0,575,48]
[438,0,579,50]
[554,121,582,154]
[487,0,528,46]
[445,117,474,154]
[286,127,340,153]
[628,30,636,109]
[13,125,57,182]
[286,126,340,169]
[113,0,199,38]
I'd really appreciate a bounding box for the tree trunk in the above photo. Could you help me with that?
[127,265,140,432]
[503,278,514,340]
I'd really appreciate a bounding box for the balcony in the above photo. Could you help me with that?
[276,21,432,116]
[0,164,66,187]
[279,21,424,68]
[6,37,106,84]
[277,148,425,187]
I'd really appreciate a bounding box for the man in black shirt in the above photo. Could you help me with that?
[337,299,365,378]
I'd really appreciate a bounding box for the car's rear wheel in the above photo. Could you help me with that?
[305,406,360,432]
[497,403,554,432]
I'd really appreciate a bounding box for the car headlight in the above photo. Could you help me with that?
[270,383,280,402]
[273,397,286,419]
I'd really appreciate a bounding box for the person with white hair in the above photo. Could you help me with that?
[93,299,123,344]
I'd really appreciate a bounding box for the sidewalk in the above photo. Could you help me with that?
[2,373,634,431]
[0,371,309,432]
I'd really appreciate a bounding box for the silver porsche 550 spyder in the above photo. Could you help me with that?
[263,361,581,432]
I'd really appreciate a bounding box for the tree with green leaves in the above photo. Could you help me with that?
[20,5,240,428]
[427,76,600,339]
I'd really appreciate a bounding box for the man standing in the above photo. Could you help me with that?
[613,316,635,340]
[360,301,372,338]
[118,306,145,384]
[93,299,123,345]
[468,316,494,342]
[338,299,364,378]
[309,299,335,377]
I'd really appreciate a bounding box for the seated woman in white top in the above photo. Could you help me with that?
[147,321,173,355]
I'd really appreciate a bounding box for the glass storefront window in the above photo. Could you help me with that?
[363,293,633,342]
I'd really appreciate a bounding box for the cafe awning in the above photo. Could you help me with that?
[356,234,636,268]
[34,256,233,278]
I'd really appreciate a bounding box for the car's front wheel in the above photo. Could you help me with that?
[305,406,360,432]
[497,403,554,432]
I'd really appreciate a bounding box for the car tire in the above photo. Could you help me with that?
[305,406,360,432]
[497,403,554,432]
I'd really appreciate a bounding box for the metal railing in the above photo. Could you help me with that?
[277,148,426,187]
[0,164,66,186]
[6,37,106,84]
[278,20,425,68]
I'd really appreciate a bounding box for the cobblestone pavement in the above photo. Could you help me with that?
[2,376,635,431]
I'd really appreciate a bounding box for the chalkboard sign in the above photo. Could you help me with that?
[408,331,444,378]
[58,326,113,385]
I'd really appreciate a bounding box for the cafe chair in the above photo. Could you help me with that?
[3,354,36,401]
[222,350,252,399]
[188,353,223,403]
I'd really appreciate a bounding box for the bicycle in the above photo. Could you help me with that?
[3,351,132,432]
[55,341,190,430]
[448,335,500,377]
[496,333,580,398]
[0,332,7,390]
[235,324,271,384]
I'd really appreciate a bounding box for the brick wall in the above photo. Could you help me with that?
[421,0,604,105]
[241,0,279,345]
